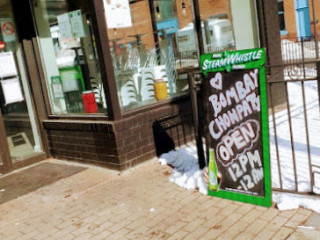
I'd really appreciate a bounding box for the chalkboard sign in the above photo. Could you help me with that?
[201,48,271,207]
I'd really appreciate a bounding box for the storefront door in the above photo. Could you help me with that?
[0,0,45,173]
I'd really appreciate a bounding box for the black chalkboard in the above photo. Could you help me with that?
[201,49,271,207]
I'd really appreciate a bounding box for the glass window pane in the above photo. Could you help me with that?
[278,2,286,31]
[278,1,284,12]
[32,0,107,115]
[104,0,198,111]
[279,13,286,31]
[198,0,260,52]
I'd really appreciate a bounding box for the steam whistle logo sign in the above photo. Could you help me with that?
[201,49,271,206]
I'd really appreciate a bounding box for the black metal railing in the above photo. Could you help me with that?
[267,63,320,195]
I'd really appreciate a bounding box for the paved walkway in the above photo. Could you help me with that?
[0,158,319,240]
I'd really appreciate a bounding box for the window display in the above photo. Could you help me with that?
[32,0,106,115]
[198,0,260,52]
[104,0,198,111]
[175,0,260,56]
[31,0,260,114]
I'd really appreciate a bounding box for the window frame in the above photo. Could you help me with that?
[96,0,202,119]
[278,1,287,35]
[30,0,120,120]
[32,0,234,121]
[31,0,264,121]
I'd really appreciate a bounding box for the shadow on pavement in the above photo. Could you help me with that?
[0,162,86,204]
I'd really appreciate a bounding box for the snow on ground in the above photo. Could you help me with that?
[269,79,320,212]
[158,74,320,213]
[281,39,318,80]
[159,144,208,195]
[269,80,320,193]
[281,39,317,62]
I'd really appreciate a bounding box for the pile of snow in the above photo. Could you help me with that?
[274,192,320,213]
[158,144,320,213]
[281,39,317,61]
[159,145,208,195]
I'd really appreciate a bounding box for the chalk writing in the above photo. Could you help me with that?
[207,69,264,196]
[216,120,260,166]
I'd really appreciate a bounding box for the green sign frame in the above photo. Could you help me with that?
[201,48,271,207]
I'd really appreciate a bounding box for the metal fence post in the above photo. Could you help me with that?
[317,61,320,114]
[311,0,319,59]
[188,72,206,169]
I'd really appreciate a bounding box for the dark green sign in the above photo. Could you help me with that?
[201,48,271,207]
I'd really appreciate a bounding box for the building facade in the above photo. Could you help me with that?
[279,0,320,39]
[0,0,283,173]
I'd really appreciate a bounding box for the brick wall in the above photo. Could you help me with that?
[107,1,155,50]
[175,0,232,29]
[44,99,195,170]
[44,121,118,168]
[283,0,297,38]
[256,0,286,106]
[107,0,232,49]
[198,0,231,21]
[312,0,320,36]
[259,0,282,65]
[176,0,194,29]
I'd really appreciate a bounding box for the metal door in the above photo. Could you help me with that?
[0,0,49,173]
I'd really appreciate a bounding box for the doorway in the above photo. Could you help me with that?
[0,0,45,173]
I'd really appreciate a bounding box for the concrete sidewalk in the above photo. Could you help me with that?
[0,158,319,240]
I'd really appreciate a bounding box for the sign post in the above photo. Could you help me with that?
[201,49,271,207]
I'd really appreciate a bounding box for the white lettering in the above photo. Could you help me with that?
[225,87,240,105]
[250,69,259,87]
[235,81,247,100]
[216,120,260,166]
[231,130,246,150]
[208,94,221,117]
[209,120,223,140]
[210,72,223,90]
[239,155,248,172]
[243,73,256,92]
[247,150,262,168]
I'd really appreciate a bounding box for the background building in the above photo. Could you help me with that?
[279,0,320,39]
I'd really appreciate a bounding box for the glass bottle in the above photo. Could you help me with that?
[208,148,219,191]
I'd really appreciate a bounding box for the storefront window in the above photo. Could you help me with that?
[103,0,198,111]
[198,0,260,52]
[32,0,107,115]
